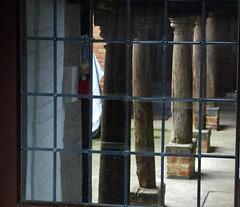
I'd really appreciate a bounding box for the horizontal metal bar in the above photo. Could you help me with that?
[21,37,238,46]
[21,92,54,97]
[21,146,236,159]
[205,41,238,45]
[93,39,127,44]
[203,98,237,102]
[21,92,237,103]
[21,36,53,41]
[21,147,54,152]
[56,37,90,42]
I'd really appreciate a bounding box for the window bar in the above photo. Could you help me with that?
[160,1,168,206]
[124,0,131,204]
[234,1,240,204]
[160,102,166,207]
[197,1,206,206]
[20,0,27,201]
[123,145,130,205]
[52,0,58,202]
[88,0,94,204]
[19,144,236,159]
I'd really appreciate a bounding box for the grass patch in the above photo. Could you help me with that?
[92,137,101,145]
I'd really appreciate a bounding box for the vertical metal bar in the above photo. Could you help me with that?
[53,97,57,202]
[234,1,240,206]
[161,103,166,207]
[197,1,206,206]
[88,151,93,204]
[200,0,206,100]
[124,47,131,206]
[160,155,165,207]
[160,1,168,206]
[20,0,27,201]
[126,0,131,41]
[123,148,130,205]
[89,0,94,150]
[197,156,202,207]
[124,1,131,204]
[88,0,94,204]
[52,0,57,202]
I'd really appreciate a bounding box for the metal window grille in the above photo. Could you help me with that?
[20,0,239,207]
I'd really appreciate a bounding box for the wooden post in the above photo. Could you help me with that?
[96,5,129,204]
[171,17,194,144]
[132,20,156,188]
[206,13,218,106]
[192,16,206,129]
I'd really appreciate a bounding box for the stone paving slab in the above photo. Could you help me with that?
[202,191,234,207]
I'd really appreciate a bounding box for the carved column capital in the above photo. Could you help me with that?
[170,17,195,41]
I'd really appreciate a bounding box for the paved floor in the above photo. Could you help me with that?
[92,101,236,207]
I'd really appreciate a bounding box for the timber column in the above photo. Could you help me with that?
[96,4,129,204]
[192,17,211,153]
[132,25,155,189]
[130,16,165,206]
[205,13,220,130]
[166,17,197,179]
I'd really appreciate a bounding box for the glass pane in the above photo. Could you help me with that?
[22,151,53,201]
[201,158,235,207]
[131,100,166,153]
[57,41,87,95]
[205,44,237,100]
[22,96,54,148]
[22,40,54,93]
[94,0,127,41]
[57,0,90,38]
[94,99,130,151]
[92,153,126,204]
[130,155,164,206]
[131,1,164,41]
[168,1,202,42]
[132,44,165,98]
[98,43,127,96]
[92,153,100,203]
[168,42,193,99]
[165,157,198,207]
[56,152,83,202]
[167,101,196,155]
[57,97,82,149]
[25,0,54,37]
[206,0,238,43]
[204,102,236,156]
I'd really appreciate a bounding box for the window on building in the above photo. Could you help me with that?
[19,0,239,206]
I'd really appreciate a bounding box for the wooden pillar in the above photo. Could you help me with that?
[132,24,156,188]
[192,16,206,129]
[97,5,129,204]
[166,17,196,179]
[171,17,194,144]
[206,13,217,106]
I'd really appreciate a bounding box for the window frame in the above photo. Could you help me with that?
[1,0,240,207]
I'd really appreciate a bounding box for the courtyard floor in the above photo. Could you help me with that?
[92,101,236,207]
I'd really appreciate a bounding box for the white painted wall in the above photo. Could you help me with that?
[24,0,82,202]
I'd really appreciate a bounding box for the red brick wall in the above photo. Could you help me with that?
[93,19,106,93]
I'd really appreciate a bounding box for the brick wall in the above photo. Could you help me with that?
[93,19,106,93]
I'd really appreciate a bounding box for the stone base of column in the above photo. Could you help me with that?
[206,106,220,130]
[192,126,211,153]
[166,138,197,179]
[130,183,165,206]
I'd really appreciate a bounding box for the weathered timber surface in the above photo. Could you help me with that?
[97,6,129,204]
[171,17,194,144]
[132,13,156,187]
[192,17,206,129]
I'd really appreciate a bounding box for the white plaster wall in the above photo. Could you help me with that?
[25,0,82,202]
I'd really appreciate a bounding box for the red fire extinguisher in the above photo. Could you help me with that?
[78,74,89,95]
